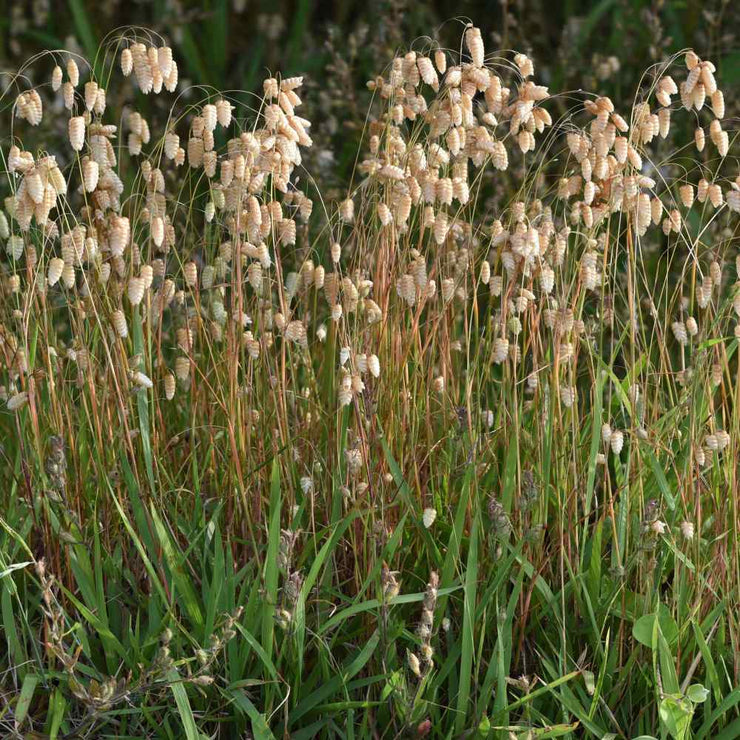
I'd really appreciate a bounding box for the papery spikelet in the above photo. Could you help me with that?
[62,82,74,110]
[610,429,624,455]
[695,127,705,152]
[397,274,416,306]
[184,261,198,288]
[7,235,24,260]
[52,65,63,90]
[711,90,725,119]
[671,321,688,345]
[25,172,44,204]
[132,371,153,389]
[7,392,28,412]
[109,216,130,256]
[47,257,64,286]
[434,49,447,74]
[708,183,723,208]
[339,198,354,222]
[127,276,146,306]
[112,309,128,338]
[82,158,99,192]
[175,356,190,381]
[69,116,86,151]
[61,262,75,289]
[492,337,509,364]
[285,320,307,346]
[465,26,484,68]
[121,48,133,76]
[151,216,164,247]
[377,202,392,226]
[84,81,98,111]
[216,99,233,127]
[66,58,79,86]
[164,373,176,400]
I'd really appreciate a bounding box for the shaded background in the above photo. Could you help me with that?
[2,0,739,193]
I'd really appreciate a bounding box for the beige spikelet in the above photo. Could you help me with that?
[69,116,86,151]
[66,58,80,86]
[164,373,176,400]
[127,276,146,306]
[52,65,63,91]
[465,26,484,68]
[112,309,128,338]
[82,158,99,192]
[47,257,64,286]
[184,261,198,288]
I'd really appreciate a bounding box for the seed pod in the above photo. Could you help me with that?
[672,321,688,345]
[25,171,44,204]
[61,262,75,289]
[52,65,63,91]
[47,257,65,286]
[127,276,146,305]
[653,107,668,139]
[465,26,485,68]
[339,198,354,222]
[247,262,263,293]
[69,116,86,151]
[492,140,508,170]
[602,423,613,444]
[184,261,198,288]
[434,211,449,244]
[202,104,218,132]
[480,260,491,285]
[679,184,694,208]
[708,183,723,208]
[715,130,729,157]
[109,216,130,256]
[66,58,80,86]
[164,61,179,92]
[377,203,392,226]
[163,372,176,400]
[121,48,133,76]
[492,337,509,364]
[62,82,74,110]
[175,356,190,381]
[7,235,24,260]
[313,265,325,290]
[84,81,98,111]
[132,371,153,389]
[695,127,705,152]
[151,216,164,246]
[112,309,128,337]
[711,90,725,119]
[7,392,28,412]
[216,98,233,127]
[82,158,99,192]
[610,430,624,455]
[539,264,555,294]
[417,56,438,88]
[434,49,447,74]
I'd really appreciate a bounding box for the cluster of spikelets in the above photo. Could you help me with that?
[1,24,739,616]
[1,31,315,408]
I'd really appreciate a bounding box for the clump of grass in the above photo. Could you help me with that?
[0,21,739,739]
